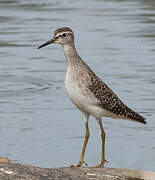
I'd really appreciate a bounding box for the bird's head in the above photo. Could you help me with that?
[38,27,74,49]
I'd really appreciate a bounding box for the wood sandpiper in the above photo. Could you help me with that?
[38,27,147,167]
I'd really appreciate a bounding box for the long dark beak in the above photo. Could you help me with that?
[38,38,55,49]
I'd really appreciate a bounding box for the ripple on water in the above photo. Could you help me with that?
[0,0,154,171]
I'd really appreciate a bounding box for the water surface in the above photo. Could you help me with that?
[0,0,155,171]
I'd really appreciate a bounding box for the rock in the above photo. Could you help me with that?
[0,156,10,163]
[0,162,154,180]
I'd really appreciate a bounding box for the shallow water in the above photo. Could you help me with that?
[0,0,155,171]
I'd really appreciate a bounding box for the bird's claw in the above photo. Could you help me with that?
[70,160,88,167]
[95,159,108,167]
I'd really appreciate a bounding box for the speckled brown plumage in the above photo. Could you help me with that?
[38,27,147,167]
[88,74,146,124]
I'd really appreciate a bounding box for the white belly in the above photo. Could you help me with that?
[65,78,113,120]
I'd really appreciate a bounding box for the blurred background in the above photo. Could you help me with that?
[0,0,155,171]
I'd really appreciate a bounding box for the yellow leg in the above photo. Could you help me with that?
[76,121,90,167]
[96,120,108,167]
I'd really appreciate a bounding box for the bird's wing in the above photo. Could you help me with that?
[88,75,146,124]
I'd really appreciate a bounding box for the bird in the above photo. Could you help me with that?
[38,27,147,167]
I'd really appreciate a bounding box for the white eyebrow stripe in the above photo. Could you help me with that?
[55,31,72,38]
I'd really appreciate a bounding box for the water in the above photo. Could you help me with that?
[0,0,155,172]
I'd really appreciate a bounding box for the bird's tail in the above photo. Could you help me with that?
[125,108,147,124]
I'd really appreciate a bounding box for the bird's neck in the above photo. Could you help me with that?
[63,42,94,78]
[63,43,79,64]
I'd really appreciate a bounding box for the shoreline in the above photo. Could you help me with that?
[0,157,154,180]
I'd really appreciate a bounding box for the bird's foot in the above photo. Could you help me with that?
[95,160,108,168]
[70,160,88,168]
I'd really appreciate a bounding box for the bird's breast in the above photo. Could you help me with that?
[65,69,84,108]
[65,68,99,113]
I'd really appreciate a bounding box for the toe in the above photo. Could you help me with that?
[95,163,105,168]
[71,160,88,167]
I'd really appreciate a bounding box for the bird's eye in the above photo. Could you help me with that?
[62,33,67,37]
